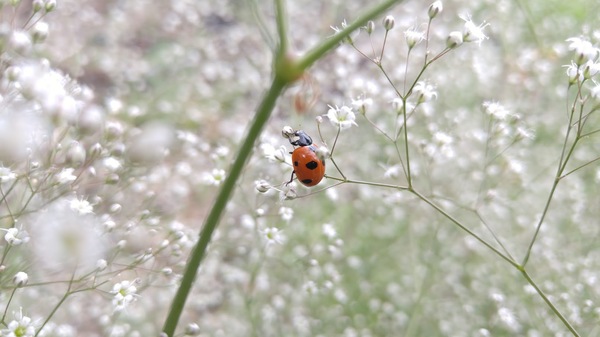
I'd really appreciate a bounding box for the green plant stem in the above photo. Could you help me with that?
[161,76,286,336]
[520,268,580,337]
[162,1,404,334]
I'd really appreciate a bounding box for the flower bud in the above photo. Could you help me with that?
[428,1,443,19]
[66,141,87,167]
[255,180,270,193]
[446,31,463,49]
[13,271,28,287]
[31,22,49,43]
[281,125,294,139]
[45,0,57,12]
[383,15,395,31]
[366,21,375,35]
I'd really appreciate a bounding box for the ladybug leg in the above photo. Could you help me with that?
[285,170,296,186]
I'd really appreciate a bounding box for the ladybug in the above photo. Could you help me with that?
[286,130,325,187]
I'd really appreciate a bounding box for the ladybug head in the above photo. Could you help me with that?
[289,130,313,147]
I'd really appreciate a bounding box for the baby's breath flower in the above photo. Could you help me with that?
[255,180,270,193]
[428,1,443,19]
[13,271,29,287]
[2,309,36,337]
[483,101,512,120]
[322,223,337,240]
[66,141,86,167]
[383,15,395,31]
[281,125,295,139]
[590,81,600,101]
[261,143,286,162]
[567,37,600,66]
[262,227,285,245]
[31,22,49,43]
[202,168,226,186]
[461,15,489,45]
[111,280,139,312]
[366,21,375,35]
[0,166,17,182]
[446,31,463,49]
[45,0,56,12]
[413,81,437,103]
[283,186,297,200]
[69,197,93,215]
[326,105,358,129]
[564,61,583,84]
[185,323,201,336]
[56,168,76,184]
[330,20,352,44]
[404,27,425,49]
[351,96,373,115]
[2,227,29,246]
[96,259,108,271]
[583,60,600,79]
[279,206,294,221]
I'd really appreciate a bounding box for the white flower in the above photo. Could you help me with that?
[446,31,464,49]
[27,198,107,275]
[322,223,337,239]
[56,168,77,184]
[413,81,437,103]
[351,96,373,115]
[2,227,29,246]
[326,105,358,129]
[483,101,513,120]
[567,37,600,65]
[591,81,600,101]
[404,27,425,49]
[202,168,226,186]
[262,227,285,245]
[2,309,36,337]
[461,14,489,45]
[279,207,294,222]
[564,61,583,84]
[69,197,93,215]
[261,143,287,162]
[13,271,29,287]
[0,166,17,182]
[428,1,443,19]
[111,280,139,312]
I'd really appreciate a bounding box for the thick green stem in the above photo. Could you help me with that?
[161,1,403,334]
[161,76,286,336]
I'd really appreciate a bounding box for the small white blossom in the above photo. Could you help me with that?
[255,180,271,193]
[322,223,337,239]
[13,271,29,287]
[446,31,464,49]
[591,82,600,101]
[567,37,600,65]
[351,96,373,115]
[326,105,358,129]
[383,15,395,31]
[564,61,583,84]
[428,1,443,19]
[2,309,36,337]
[413,81,437,103]
[404,27,425,49]
[2,227,29,246]
[461,15,489,45]
[111,280,139,312]
[56,168,77,184]
[262,227,285,245]
[279,207,294,222]
[69,197,94,215]
[0,166,17,182]
[483,101,512,120]
[202,168,226,186]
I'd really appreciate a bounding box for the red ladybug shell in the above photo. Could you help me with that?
[292,144,325,186]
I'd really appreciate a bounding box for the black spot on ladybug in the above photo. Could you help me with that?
[294,161,299,167]
[302,179,313,184]
[305,161,318,170]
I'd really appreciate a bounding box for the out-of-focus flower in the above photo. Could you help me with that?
[461,15,489,45]
[2,309,36,337]
[69,197,93,215]
[413,81,437,103]
[428,1,443,19]
[446,31,463,49]
[0,166,17,182]
[13,271,29,287]
[383,15,395,31]
[111,280,139,312]
[404,27,425,49]
[202,168,226,186]
[262,227,285,246]
[2,227,29,246]
[326,105,358,129]
[567,37,600,65]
